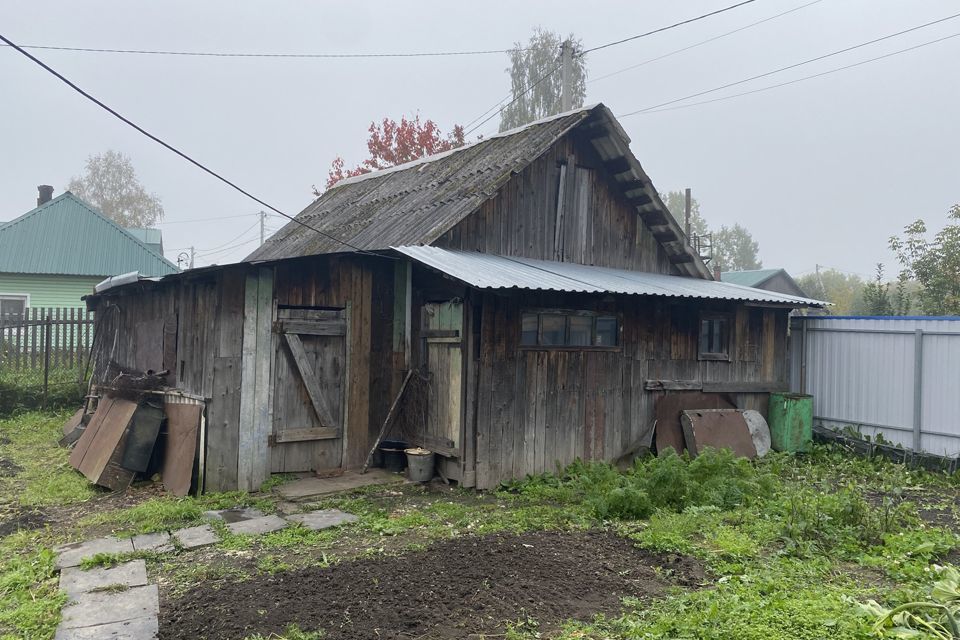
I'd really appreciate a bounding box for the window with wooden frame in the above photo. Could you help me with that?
[520,311,618,349]
[0,294,28,322]
[698,312,732,361]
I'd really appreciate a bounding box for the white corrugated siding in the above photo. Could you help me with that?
[790,316,960,456]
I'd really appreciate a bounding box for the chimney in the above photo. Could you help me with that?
[713,264,722,281]
[37,185,54,206]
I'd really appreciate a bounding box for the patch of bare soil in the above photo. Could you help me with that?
[0,457,22,478]
[160,529,704,640]
[0,508,49,537]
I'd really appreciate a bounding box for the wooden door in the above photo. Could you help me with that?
[422,301,463,457]
[270,308,347,473]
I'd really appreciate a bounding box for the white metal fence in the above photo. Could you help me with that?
[789,316,960,457]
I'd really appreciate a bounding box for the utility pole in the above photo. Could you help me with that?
[684,187,692,239]
[259,210,266,246]
[189,246,195,270]
[815,263,825,299]
[560,39,573,112]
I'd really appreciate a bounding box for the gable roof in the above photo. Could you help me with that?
[720,269,783,288]
[0,192,179,277]
[247,104,710,278]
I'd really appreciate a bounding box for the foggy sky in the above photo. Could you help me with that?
[2,0,958,279]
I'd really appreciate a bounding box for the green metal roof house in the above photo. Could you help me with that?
[720,268,808,299]
[0,188,177,318]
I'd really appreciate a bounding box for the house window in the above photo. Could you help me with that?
[699,313,731,361]
[0,295,28,322]
[520,311,619,348]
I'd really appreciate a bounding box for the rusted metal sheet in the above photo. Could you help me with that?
[654,393,736,455]
[680,409,757,459]
[162,402,203,497]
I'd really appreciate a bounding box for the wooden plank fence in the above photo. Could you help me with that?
[0,307,95,372]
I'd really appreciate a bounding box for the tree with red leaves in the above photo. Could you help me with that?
[319,115,466,193]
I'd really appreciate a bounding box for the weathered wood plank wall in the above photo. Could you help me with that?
[272,255,395,473]
[471,290,791,489]
[433,134,677,275]
[87,266,250,492]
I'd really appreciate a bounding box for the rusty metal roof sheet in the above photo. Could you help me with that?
[393,245,825,306]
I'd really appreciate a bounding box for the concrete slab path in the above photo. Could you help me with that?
[285,509,359,531]
[56,537,135,569]
[60,561,148,599]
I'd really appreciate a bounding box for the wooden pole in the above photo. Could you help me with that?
[362,369,414,473]
[684,187,692,240]
[42,313,51,409]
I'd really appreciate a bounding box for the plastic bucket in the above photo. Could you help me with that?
[379,439,408,472]
[405,447,435,482]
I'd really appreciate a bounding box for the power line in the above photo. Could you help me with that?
[0,43,513,59]
[619,11,960,117]
[463,63,563,137]
[640,32,960,114]
[195,219,261,253]
[0,32,380,257]
[463,0,766,137]
[582,0,759,54]
[589,0,824,85]
[155,212,267,225]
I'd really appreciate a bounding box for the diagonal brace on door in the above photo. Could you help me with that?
[283,333,337,427]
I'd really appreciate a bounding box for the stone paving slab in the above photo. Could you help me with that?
[131,532,172,553]
[226,514,289,535]
[60,584,158,630]
[60,561,148,599]
[56,537,135,569]
[172,524,219,550]
[202,506,264,523]
[54,616,158,640]
[285,509,359,531]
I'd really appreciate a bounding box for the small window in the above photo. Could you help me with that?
[0,295,27,322]
[568,315,593,346]
[520,311,618,349]
[699,313,731,360]
[595,316,618,346]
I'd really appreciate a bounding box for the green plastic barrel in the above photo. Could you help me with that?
[768,393,813,453]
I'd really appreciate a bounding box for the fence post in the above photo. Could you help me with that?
[913,328,924,452]
[42,314,52,410]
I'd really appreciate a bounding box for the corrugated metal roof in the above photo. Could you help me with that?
[720,269,782,287]
[0,193,179,277]
[393,246,825,306]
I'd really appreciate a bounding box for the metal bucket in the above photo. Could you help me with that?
[379,440,408,472]
[405,448,435,482]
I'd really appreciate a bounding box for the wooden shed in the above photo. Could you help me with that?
[86,104,822,491]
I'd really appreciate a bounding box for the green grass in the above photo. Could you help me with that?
[0,411,96,507]
[0,368,87,418]
[4,408,960,639]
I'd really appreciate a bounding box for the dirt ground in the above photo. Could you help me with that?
[159,529,705,640]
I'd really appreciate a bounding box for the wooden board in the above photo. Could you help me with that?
[271,308,347,473]
[162,403,203,497]
[70,397,139,483]
[62,408,84,436]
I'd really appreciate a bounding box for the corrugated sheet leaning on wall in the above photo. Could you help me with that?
[789,316,960,456]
